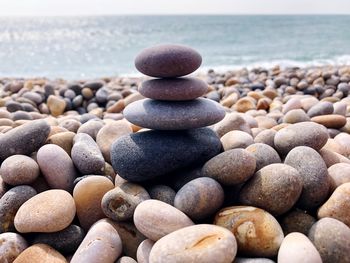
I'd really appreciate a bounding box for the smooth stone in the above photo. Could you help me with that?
[124,98,225,130]
[0,120,50,161]
[0,155,39,185]
[284,146,330,209]
[0,232,28,263]
[239,164,302,216]
[307,101,334,117]
[318,182,350,227]
[46,131,75,155]
[139,77,207,101]
[77,119,104,140]
[0,186,37,233]
[234,258,275,263]
[96,120,132,163]
[174,177,224,220]
[202,149,256,185]
[233,97,256,113]
[37,144,77,192]
[246,143,281,171]
[70,220,122,263]
[148,185,176,205]
[101,182,150,221]
[116,256,137,263]
[214,206,284,257]
[133,200,193,241]
[32,225,85,255]
[280,209,316,235]
[111,128,221,182]
[108,221,146,259]
[319,148,350,167]
[135,44,202,78]
[47,95,66,117]
[308,218,350,263]
[255,116,277,129]
[73,176,114,230]
[282,98,302,114]
[14,190,75,233]
[333,101,347,115]
[220,130,254,151]
[253,129,276,148]
[58,119,81,133]
[311,114,347,128]
[213,112,252,137]
[283,109,310,123]
[328,163,350,191]
[149,224,237,263]
[334,132,350,157]
[137,239,154,263]
[13,244,67,263]
[274,122,328,155]
[71,133,105,175]
[278,232,322,263]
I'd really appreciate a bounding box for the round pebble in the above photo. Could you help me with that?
[148,185,176,205]
[280,209,316,235]
[0,232,28,263]
[220,130,254,151]
[137,239,154,263]
[328,163,350,191]
[13,244,67,263]
[246,143,281,171]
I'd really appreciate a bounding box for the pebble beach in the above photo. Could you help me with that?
[1,44,350,263]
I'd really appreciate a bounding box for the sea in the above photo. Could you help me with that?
[0,15,350,79]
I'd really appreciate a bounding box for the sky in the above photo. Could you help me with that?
[0,0,350,16]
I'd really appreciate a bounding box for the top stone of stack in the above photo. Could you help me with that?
[134,44,202,78]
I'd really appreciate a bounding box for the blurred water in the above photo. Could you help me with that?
[0,15,349,79]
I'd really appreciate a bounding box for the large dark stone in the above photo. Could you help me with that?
[124,98,225,130]
[0,120,51,161]
[111,128,222,182]
[135,44,202,78]
[139,77,208,101]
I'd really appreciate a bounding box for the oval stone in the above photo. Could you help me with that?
[174,177,224,220]
[124,98,225,130]
[71,220,122,263]
[202,149,256,186]
[239,164,302,216]
[149,224,237,263]
[13,244,67,263]
[111,128,221,182]
[137,239,154,263]
[234,258,275,263]
[311,114,347,129]
[278,232,322,263]
[328,163,350,191]
[0,120,50,161]
[14,190,76,233]
[0,232,28,263]
[139,77,207,101]
[133,200,193,241]
[148,185,176,205]
[274,122,328,155]
[246,143,281,171]
[280,209,316,235]
[135,44,202,78]
[308,218,350,263]
[214,206,284,257]
[284,146,330,209]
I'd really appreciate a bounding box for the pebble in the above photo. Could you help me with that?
[96,120,132,163]
[47,95,66,117]
[71,133,105,174]
[202,149,256,185]
[71,220,122,263]
[14,189,76,233]
[274,121,328,155]
[37,144,77,191]
[280,209,316,235]
[277,232,322,263]
[284,146,330,209]
[328,163,350,191]
[0,185,37,233]
[124,98,225,130]
[283,108,310,123]
[318,182,350,227]
[233,258,275,263]
[135,44,202,77]
[214,206,284,257]
[137,239,154,263]
[139,77,207,101]
[133,199,194,241]
[245,143,281,171]
[148,185,176,205]
[213,112,252,137]
[101,182,150,221]
[149,224,237,263]
[239,164,302,216]
[220,130,254,151]
[13,244,67,263]
[174,177,224,220]
[46,131,75,155]
[0,232,28,263]
[307,101,334,117]
[311,114,347,128]
[0,120,50,161]
[76,119,104,139]
[253,129,276,147]
[116,256,137,263]
[308,217,350,263]
[111,128,221,182]
[73,176,114,230]
[0,155,39,185]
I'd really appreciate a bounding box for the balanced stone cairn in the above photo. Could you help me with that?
[111,44,226,182]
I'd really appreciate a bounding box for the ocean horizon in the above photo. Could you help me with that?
[0,14,350,79]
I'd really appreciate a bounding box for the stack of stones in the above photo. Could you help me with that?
[111,44,226,182]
